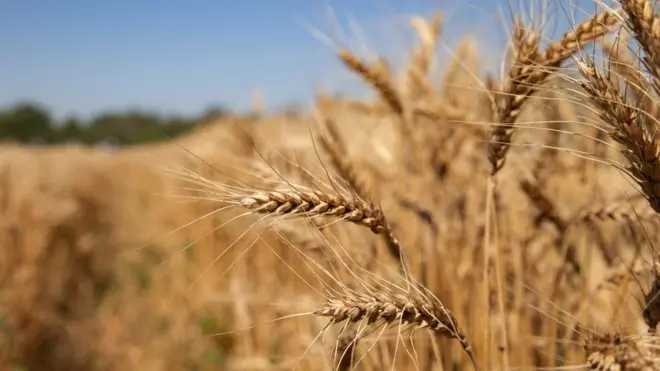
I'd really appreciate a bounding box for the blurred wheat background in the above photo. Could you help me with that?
[4,0,660,370]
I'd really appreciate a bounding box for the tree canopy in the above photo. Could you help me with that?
[0,101,231,146]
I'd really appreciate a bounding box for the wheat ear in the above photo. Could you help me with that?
[235,188,387,234]
[542,10,619,65]
[338,51,403,116]
[577,60,660,213]
[315,289,478,370]
[576,195,656,223]
[620,0,660,95]
[585,333,659,370]
[488,21,542,174]
[489,11,618,174]
[407,12,443,99]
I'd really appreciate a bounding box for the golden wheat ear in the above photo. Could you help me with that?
[585,332,659,370]
[577,59,660,214]
[575,195,655,224]
[406,12,443,99]
[488,20,542,175]
[338,50,403,116]
[315,288,478,371]
[489,10,619,175]
[620,0,660,94]
[235,188,387,233]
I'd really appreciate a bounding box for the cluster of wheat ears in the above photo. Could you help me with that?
[166,1,660,370]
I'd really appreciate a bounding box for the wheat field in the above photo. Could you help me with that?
[4,1,660,370]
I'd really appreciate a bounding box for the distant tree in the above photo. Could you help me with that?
[57,117,83,142]
[0,102,54,142]
[161,116,195,138]
[199,104,230,123]
[86,110,165,144]
[0,101,213,145]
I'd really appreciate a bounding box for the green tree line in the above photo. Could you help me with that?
[0,101,230,146]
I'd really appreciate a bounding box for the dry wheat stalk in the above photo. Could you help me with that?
[577,60,660,213]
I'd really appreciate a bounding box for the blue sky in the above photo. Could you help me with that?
[0,0,593,119]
